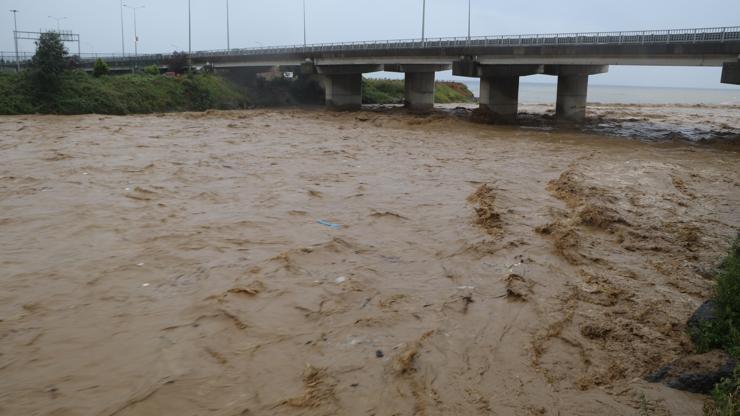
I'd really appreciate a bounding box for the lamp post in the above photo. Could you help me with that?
[226,0,230,51]
[302,0,307,47]
[10,9,19,72]
[123,4,144,69]
[188,0,192,71]
[467,0,471,41]
[48,15,67,32]
[421,0,426,44]
[120,0,125,56]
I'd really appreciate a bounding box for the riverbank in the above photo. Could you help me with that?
[0,71,246,115]
[1,109,738,415]
[0,72,476,115]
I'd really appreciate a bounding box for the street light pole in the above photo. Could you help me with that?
[120,0,126,56]
[188,0,192,71]
[124,4,144,70]
[421,0,426,43]
[10,9,20,72]
[467,0,471,41]
[302,0,306,47]
[226,0,230,51]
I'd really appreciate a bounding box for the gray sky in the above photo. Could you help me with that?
[2,0,740,89]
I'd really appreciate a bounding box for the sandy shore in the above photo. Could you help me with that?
[0,107,739,415]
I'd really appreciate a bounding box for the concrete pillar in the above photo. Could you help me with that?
[404,72,436,112]
[545,65,609,122]
[479,76,520,122]
[384,64,451,112]
[324,73,363,110]
[721,62,740,85]
[453,63,543,123]
[556,75,589,122]
[315,64,382,111]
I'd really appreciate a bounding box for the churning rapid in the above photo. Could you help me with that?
[0,106,738,415]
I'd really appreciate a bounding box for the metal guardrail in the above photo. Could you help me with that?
[2,25,739,67]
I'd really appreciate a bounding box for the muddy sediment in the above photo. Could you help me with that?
[0,107,739,415]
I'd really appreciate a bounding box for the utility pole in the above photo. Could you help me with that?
[188,0,192,71]
[226,0,230,51]
[48,15,67,32]
[10,9,19,72]
[302,0,306,47]
[120,0,125,56]
[421,0,426,43]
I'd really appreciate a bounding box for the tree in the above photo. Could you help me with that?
[93,58,110,77]
[167,52,189,75]
[31,32,67,95]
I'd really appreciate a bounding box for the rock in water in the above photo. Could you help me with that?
[645,350,737,394]
[687,300,718,332]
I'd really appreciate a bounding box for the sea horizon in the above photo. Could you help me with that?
[456,80,740,105]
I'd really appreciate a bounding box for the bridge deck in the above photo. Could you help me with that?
[2,25,739,70]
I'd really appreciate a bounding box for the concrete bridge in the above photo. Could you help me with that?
[7,25,740,121]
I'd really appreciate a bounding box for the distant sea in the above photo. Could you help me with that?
[459,81,740,106]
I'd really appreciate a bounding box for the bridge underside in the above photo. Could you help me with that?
[71,32,740,122]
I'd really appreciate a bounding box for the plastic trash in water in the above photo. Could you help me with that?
[317,220,341,229]
[335,276,347,284]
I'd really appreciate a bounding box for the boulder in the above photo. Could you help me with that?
[645,350,737,394]
[687,300,717,332]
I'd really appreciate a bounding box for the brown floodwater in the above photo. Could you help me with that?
[0,106,738,416]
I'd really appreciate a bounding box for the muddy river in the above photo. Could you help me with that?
[0,106,739,415]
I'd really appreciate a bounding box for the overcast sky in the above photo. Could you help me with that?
[2,0,739,89]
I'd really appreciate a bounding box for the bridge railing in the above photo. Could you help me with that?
[4,25,739,67]
[186,25,740,57]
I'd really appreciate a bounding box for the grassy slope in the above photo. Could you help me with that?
[0,73,475,115]
[0,71,246,115]
[363,78,475,104]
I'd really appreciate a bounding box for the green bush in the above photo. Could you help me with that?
[706,367,738,416]
[93,58,109,77]
[143,64,160,76]
[692,236,740,416]
[362,78,405,104]
[692,236,740,358]
[0,71,247,115]
[0,72,36,114]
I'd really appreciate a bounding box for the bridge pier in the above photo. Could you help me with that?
[316,64,382,110]
[454,62,543,122]
[544,65,608,122]
[385,64,451,112]
[479,77,520,122]
[404,72,436,111]
[721,62,740,85]
[324,73,363,110]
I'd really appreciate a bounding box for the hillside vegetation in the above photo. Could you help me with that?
[363,78,475,104]
[0,33,475,115]
[0,71,245,115]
